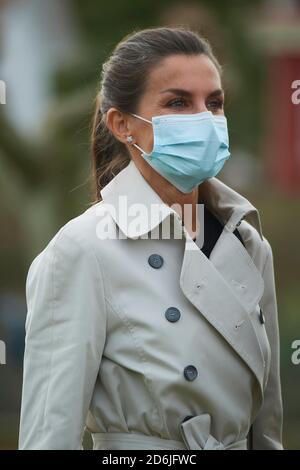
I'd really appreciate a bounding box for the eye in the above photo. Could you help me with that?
[167,98,187,108]
[207,99,224,112]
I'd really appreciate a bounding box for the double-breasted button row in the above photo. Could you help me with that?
[148,253,198,387]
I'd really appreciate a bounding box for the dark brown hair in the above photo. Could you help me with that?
[90,26,222,203]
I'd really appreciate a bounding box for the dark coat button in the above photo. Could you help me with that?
[148,254,164,269]
[259,308,265,324]
[165,307,181,322]
[183,365,198,381]
[181,415,194,424]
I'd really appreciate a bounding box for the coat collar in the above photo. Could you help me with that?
[100,159,268,404]
[100,158,263,241]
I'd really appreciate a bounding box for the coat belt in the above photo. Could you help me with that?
[179,414,248,450]
[91,414,248,450]
[92,432,186,450]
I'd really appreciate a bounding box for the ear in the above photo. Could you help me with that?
[106,107,130,145]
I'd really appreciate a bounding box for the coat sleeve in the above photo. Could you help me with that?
[251,237,284,449]
[18,227,107,449]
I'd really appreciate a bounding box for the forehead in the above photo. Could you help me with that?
[145,54,221,95]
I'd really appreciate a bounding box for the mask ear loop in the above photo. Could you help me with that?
[132,142,150,156]
[129,113,153,156]
[130,112,152,124]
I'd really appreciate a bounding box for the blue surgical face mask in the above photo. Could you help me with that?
[129,110,231,193]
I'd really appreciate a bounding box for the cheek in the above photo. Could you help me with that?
[145,129,154,151]
[136,125,154,153]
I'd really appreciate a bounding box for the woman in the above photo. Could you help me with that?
[18,26,283,450]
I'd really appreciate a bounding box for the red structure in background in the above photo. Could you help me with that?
[259,1,300,194]
[267,55,300,193]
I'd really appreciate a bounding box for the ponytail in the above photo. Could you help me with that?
[90,93,130,203]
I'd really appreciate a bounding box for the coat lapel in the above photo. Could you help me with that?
[178,215,265,399]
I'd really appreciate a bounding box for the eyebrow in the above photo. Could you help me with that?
[159,87,224,98]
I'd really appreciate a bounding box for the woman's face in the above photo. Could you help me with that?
[127,53,224,156]
[106,53,224,177]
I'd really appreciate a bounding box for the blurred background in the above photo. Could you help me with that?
[0,0,300,450]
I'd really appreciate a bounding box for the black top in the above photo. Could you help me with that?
[193,205,245,258]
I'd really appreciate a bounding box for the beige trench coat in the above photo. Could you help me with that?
[18,159,283,450]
